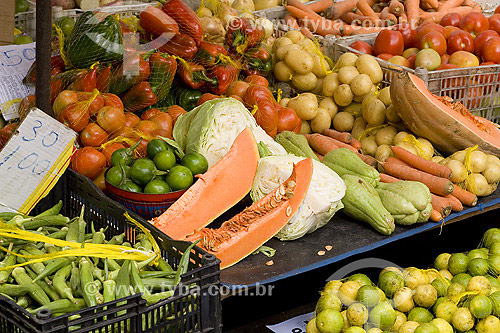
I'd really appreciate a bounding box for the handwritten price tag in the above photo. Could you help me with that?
[0,108,77,214]
[267,312,314,333]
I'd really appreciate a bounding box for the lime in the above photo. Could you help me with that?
[105,165,130,187]
[55,16,75,36]
[490,242,500,256]
[398,321,420,332]
[404,268,430,290]
[378,271,404,298]
[13,34,33,45]
[130,158,157,186]
[393,287,414,313]
[144,179,171,194]
[147,139,170,160]
[469,249,489,260]
[365,327,382,333]
[483,228,500,249]
[477,315,500,333]
[431,318,453,333]
[452,273,472,287]
[470,294,493,319]
[434,253,451,271]
[408,307,433,323]
[447,282,466,301]
[391,311,407,332]
[323,281,343,295]
[433,296,448,313]
[379,267,403,280]
[489,291,500,316]
[467,276,491,295]
[432,278,449,297]
[338,281,361,306]
[118,181,142,193]
[153,150,177,171]
[488,255,500,275]
[316,293,342,314]
[181,152,208,175]
[316,308,344,333]
[435,300,458,322]
[469,258,490,276]
[347,302,369,326]
[486,275,500,289]
[414,323,439,333]
[479,247,490,257]
[448,253,469,275]
[166,165,194,191]
[357,285,381,308]
[413,284,438,308]
[451,307,475,331]
[344,327,365,333]
[307,318,321,333]
[369,302,396,330]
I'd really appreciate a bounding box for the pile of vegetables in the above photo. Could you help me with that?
[307,227,500,333]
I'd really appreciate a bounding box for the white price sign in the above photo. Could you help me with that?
[267,312,314,333]
[0,108,77,214]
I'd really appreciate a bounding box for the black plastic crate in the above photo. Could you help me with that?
[0,169,222,333]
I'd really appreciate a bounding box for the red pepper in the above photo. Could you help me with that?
[68,67,97,92]
[195,41,228,68]
[139,6,179,36]
[162,0,203,46]
[206,62,240,95]
[178,61,216,90]
[96,65,111,92]
[226,17,265,53]
[51,79,64,104]
[109,51,151,95]
[244,44,272,75]
[149,52,177,102]
[122,81,158,113]
[159,33,198,60]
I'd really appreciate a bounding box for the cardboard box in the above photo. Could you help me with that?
[0,0,14,45]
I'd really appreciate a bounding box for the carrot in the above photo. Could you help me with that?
[306,0,333,13]
[404,0,420,29]
[357,0,380,19]
[286,6,343,36]
[422,0,439,9]
[311,134,358,153]
[324,0,357,20]
[323,129,352,144]
[463,0,481,10]
[304,133,341,155]
[420,7,473,22]
[314,151,324,161]
[351,138,362,150]
[452,184,478,206]
[398,12,408,23]
[383,160,455,196]
[380,7,398,25]
[391,146,452,179]
[287,0,322,18]
[389,0,405,15]
[445,194,464,212]
[284,14,300,30]
[437,0,464,11]
[430,209,443,222]
[372,3,387,13]
[343,25,391,35]
[431,194,452,217]
[340,12,359,24]
[300,26,315,39]
[379,173,401,183]
[352,14,384,26]
[356,153,378,167]
[385,156,411,167]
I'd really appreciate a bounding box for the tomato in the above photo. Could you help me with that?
[150,113,173,139]
[392,24,417,49]
[349,40,374,55]
[153,150,176,171]
[196,93,219,106]
[460,12,489,38]
[0,122,19,149]
[440,13,463,27]
[419,31,447,56]
[229,95,244,103]
[58,102,90,132]
[377,53,394,61]
[96,106,125,134]
[254,100,278,137]
[441,54,451,64]
[447,30,474,54]
[488,14,500,35]
[93,169,107,191]
[71,147,107,180]
[388,55,410,67]
[407,54,417,68]
[88,95,106,116]
[102,93,124,110]
[144,179,171,194]
[436,63,459,70]
[53,90,78,118]
[102,142,125,164]
[473,30,499,58]
[244,75,269,87]
[443,25,461,40]
[373,30,404,56]
[277,106,301,133]
[110,126,135,140]
[80,122,109,147]
[482,37,500,63]
[165,105,187,125]
[135,120,158,137]
[147,139,171,160]
[226,81,250,98]
[124,112,141,128]
[51,79,64,105]
[244,85,274,107]
[496,4,500,14]
[416,23,446,41]
[141,108,162,120]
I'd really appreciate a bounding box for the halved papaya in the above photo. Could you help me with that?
[152,127,259,239]
[391,72,500,156]
[186,159,313,269]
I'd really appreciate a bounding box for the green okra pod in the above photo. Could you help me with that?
[12,267,50,306]
[53,264,77,303]
[34,200,63,218]
[79,259,97,307]
[29,298,86,315]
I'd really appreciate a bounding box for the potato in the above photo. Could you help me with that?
[254,0,279,10]
[273,37,293,53]
[485,183,498,196]
[363,99,386,126]
[333,84,354,107]
[467,173,489,196]
[311,108,332,133]
[432,156,444,164]
[300,120,311,134]
[276,44,299,61]
[394,131,410,145]
[385,104,401,123]
[301,93,318,103]
[350,74,373,96]
[416,138,434,160]
[288,95,318,120]
[446,159,468,183]
[333,112,354,132]
[487,154,500,166]
[482,162,500,184]
[396,141,418,155]
[280,97,290,107]
[375,144,392,162]
[285,30,303,43]
[292,72,318,92]
[351,117,367,140]
[343,102,362,117]
[311,77,324,94]
[356,54,383,84]
[322,73,340,97]
[319,97,338,119]
[375,126,398,146]
[470,151,488,173]
[297,38,317,53]
[379,86,392,106]
[338,66,360,85]
[361,136,378,156]
[274,61,293,82]
[285,49,314,75]
[336,52,358,68]
[232,0,254,12]
[312,54,330,78]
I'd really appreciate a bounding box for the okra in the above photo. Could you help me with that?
[115,260,131,299]
[77,221,86,245]
[34,200,63,218]
[29,298,86,315]
[48,228,68,240]
[0,284,29,297]
[44,243,60,254]
[136,254,157,271]
[0,212,26,220]
[130,262,150,297]
[12,267,51,306]
[122,242,132,248]
[19,249,45,274]
[25,266,60,302]
[107,258,121,271]
[107,234,125,245]
[143,290,174,305]
[157,258,175,273]
[0,251,18,284]
[16,295,30,308]
[22,215,70,230]
[135,234,153,251]
[69,265,80,295]
[174,240,200,286]
[103,280,116,303]
[94,278,103,291]
[65,220,80,243]
[139,270,176,279]
[141,278,175,291]
[53,264,77,303]
[32,257,72,283]
[79,259,97,307]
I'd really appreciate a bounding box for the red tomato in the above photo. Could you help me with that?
[436,63,459,70]
[226,81,250,98]
[496,5,500,14]
[93,169,106,191]
[254,100,278,138]
[53,90,78,118]
[101,142,125,165]
[373,30,404,56]
[447,30,474,54]
[196,93,219,106]
[80,123,109,147]
[244,75,269,87]
[124,112,141,128]
[441,54,451,64]
[407,54,417,68]
[349,41,374,55]
[51,79,64,105]
[0,122,19,149]
[96,106,126,134]
[135,120,158,136]
[419,31,448,56]
[150,113,173,139]
[443,26,461,40]
[165,105,187,125]
[377,53,394,61]
[277,107,301,133]
[229,95,244,103]
[482,37,500,63]
[58,102,90,132]
[102,93,124,110]
[141,108,162,120]
[416,23,446,41]
[488,14,500,35]
[71,147,106,180]
[110,126,134,140]
[392,24,417,49]
[473,30,499,58]
[459,12,489,38]
[244,85,274,107]
[440,13,463,27]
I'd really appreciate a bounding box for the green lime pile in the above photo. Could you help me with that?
[307,228,500,333]
[105,139,208,194]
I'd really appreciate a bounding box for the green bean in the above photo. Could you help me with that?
[22,215,70,230]
[53,264,77,304]
[174,240,200,286]
[12,267,50,306]
[34,200,62,218]
[130,262,150,297]
[29,298,86,315]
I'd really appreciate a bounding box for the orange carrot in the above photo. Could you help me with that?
[372,2,387,13]
[357,0,380,19]
[452,184,478,206]
[352,14,384,26]
[351,138,362,150]
[404,0,420,29]
[391,146,452,179]
[389,0,405,15]
[324,0,357,19]
[383,160,455,196]
[285,14,300,30]
[300,26,315,39]
[286,6,343,36]
[386,156,411,167]
[356,153,378,167]
[430,209,443,222]
[379,173,401,183]
[323,129,352,144]
[314,151,324,161]
[310,134,358,153]
[421,7,473,22]
[287,0,322,18]
[431,194,452,217]
[398,12,408,23]
[445,194,464,212]
[304,133,341,155]
[422,0,439,9]
[344,25,392,35]
[340,12,359,24]
[380,7,398,25]
[437,0,464,11]
[307,0,334,13]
